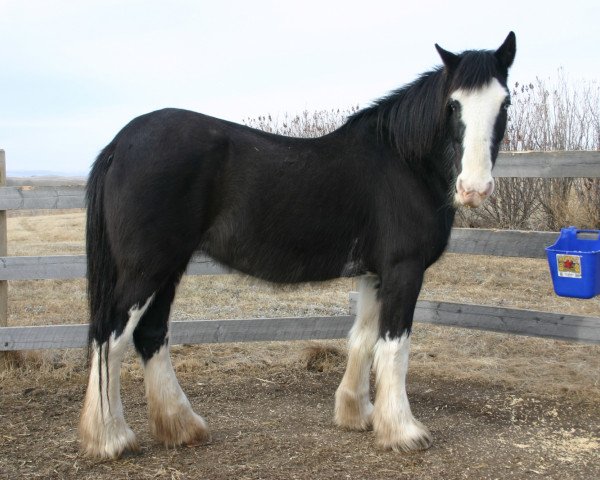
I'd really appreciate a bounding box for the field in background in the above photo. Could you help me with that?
[4,210,599,401]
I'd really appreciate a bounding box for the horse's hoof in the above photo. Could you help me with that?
[375,418,433,452]
[80,424,140,460]
[334,387,373,431]
[151,408,211,448]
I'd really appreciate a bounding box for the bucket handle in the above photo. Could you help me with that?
[575,229,600,240]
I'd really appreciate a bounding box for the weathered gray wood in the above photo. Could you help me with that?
[0,185,85,210]
[349,293,600,344]
[184,254,231,276]
[495,151,600,178]
[2,299,599,350]
[0,323,89,350]
[0,151,7,368]
[0,315,355,351]
[0,229,560,281]
[169,315,354,344]
[414,301,600,343]
[447,228,557,258]
[0,255,87,280]
[0,253,229,280]
[0,152,598,211]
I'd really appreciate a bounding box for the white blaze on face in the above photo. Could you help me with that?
[452,78,508,208]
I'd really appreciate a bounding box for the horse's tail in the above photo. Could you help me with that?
[85,142,117,353]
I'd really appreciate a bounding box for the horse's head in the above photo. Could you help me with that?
[436,32,516,208]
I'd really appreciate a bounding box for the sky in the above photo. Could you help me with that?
[1,0,599,175]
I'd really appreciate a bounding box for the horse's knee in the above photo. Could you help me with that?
[132,282,176,360]
[133,325,168,361]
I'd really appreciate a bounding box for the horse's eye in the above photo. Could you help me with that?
[448,101,458,113]
[502,100,511,111]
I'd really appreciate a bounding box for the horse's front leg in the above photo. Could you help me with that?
[373,260,432,451]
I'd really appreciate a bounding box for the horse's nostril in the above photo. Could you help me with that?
[482,180,494,197]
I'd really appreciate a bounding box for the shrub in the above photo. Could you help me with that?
[243,72,600,230]
[243,107,358,138]
[455,71,599,230]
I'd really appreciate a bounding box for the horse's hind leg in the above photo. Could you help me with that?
[334,275,380,430]
[80,292,155,459]
[133,280,211,448]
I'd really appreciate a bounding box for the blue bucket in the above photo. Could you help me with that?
[546,227,600,299]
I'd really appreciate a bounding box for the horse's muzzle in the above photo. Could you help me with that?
[456,190,486,208]
[455,179,494,208]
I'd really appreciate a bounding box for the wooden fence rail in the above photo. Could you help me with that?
[2,152,599,212]
[1,149,599,352]
[0,229,560,281]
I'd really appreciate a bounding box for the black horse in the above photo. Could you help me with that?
[80,33,516,458]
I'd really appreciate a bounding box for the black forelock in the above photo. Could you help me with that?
[343,49,509,159]
[451,50,508,90]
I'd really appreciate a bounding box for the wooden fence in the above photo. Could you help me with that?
[1,150,599,353]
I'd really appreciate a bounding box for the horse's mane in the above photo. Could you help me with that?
[345,50,505,159]
[344,67,448,159]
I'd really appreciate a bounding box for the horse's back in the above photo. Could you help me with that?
[97,108,368,283]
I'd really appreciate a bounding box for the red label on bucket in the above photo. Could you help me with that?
[557,254,582,278]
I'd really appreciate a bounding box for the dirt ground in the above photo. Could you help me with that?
[1,334,599,480]
[1,212,599,479]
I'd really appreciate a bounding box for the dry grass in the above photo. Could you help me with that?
[3,211,600,402]
[303,344,344,372]
[8,210,86,255]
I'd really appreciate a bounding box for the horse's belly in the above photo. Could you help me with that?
[202,226,358,284]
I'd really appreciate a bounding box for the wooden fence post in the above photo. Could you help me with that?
[0,150,8,368]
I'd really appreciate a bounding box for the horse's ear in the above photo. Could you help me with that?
[435,44,461,72]
[495,31,516,69]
